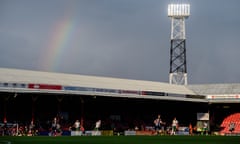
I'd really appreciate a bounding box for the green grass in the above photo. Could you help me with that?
[0,135,239,144]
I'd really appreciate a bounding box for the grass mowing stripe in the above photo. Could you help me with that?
[0,136,239,144]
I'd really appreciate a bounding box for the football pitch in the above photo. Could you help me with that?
[0,135,239,144]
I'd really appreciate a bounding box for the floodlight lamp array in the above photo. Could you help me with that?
[168,4,190,17]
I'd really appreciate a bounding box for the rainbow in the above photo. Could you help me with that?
[41,14,75,71]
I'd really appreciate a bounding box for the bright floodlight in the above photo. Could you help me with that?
[168,4,190,17]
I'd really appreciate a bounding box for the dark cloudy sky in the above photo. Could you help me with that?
[1,0,240,84]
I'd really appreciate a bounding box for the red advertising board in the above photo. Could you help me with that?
[28,83,62,90]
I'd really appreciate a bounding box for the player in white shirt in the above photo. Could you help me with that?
[171,117,178,135]
[74,120,80,131]
[202,121,208,135]
[95,120,101,131]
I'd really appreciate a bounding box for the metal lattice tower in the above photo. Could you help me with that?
[168,4,190,85]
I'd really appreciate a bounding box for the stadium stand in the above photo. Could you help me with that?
[0,67,240,136]
[220,113,240,135]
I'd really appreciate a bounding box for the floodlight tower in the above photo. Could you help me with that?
[168,4,190,85]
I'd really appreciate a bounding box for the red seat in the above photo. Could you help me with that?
[220,113,240,135]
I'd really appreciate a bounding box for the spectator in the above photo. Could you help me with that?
[229,122,235,133]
